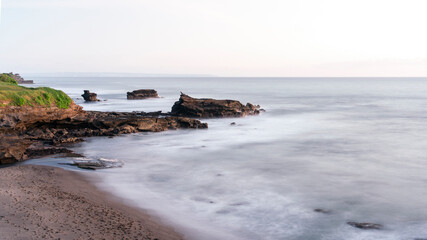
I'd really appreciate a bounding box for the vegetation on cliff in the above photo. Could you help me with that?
[0,79,72,109]
[0,74,18,85]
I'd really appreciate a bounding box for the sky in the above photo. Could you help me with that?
[0,0,427,77]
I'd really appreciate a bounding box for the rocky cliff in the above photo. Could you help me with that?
[0,102,83,132]
[0,102,207,164]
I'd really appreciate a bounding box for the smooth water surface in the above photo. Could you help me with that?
[29,77,427,240]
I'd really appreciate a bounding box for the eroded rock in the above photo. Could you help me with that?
[127,89,159,99]
[347,221,383,230]
[171,93,261,118]
[81,90,99,102]
[0,106,208,164]
[66,158,124,170]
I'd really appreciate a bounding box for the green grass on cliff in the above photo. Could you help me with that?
[0,81,72,109]
[0,74,18,85]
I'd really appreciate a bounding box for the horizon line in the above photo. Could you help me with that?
[18,72,427,78]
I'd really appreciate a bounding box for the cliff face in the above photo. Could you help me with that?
[0,103,83,132]
[0,103,82,163]
[0,103,207,164]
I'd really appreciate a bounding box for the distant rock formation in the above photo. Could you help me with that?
[4,72,33,84]
[81,90,99,102]
[171,93,262,118]
[127,89,159,100]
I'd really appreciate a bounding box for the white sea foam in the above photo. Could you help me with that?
[28,77,427,240]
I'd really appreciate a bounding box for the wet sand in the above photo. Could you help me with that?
[0,165,184,240]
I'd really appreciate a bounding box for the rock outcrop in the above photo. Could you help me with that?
[3,72,33,84]
[81,90,99,102]
[0,103,83,164]
[63,158,124,170]
[347,222,383,230]
[314,209,332,214]
[0,104,207,164]
[171,93,261,118]
[127,89,159,100]
[1,90,263,164]
[0,103,83,131]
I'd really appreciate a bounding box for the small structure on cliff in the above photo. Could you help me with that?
[81,90,99,102]
[127,89,159,100]
[171,93,262,118]
[3,72,33,84]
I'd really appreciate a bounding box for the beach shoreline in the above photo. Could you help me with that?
[0,164,184,240]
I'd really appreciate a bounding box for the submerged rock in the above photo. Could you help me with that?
[347,221,383,230]
[171,93,261,118]
[127,89,159,99]
[81,90,99,102]
[66,158,124,170]
[314,208,332,214]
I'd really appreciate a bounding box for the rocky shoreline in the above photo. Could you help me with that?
[0,103,207,164]
[0,91,262,165]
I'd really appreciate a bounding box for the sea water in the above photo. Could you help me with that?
[27,77,427,240]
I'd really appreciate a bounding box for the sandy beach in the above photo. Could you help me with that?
[0,165,184,240]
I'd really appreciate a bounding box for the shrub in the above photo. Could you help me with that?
[12,95,26,106]
[0,74,18,85]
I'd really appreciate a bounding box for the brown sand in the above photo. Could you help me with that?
[0,165,184,240]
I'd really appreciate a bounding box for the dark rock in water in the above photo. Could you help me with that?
[66,158,124,170]
[81,90,99,102]
[171,93,261,118]
[230,122,236,126]
[314,208,332,214]
[347,221,383,230]
[127,89,159,100]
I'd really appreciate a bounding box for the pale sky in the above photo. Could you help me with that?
[0,0,427,77]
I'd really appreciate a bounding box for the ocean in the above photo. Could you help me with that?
[25,77,427,240]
